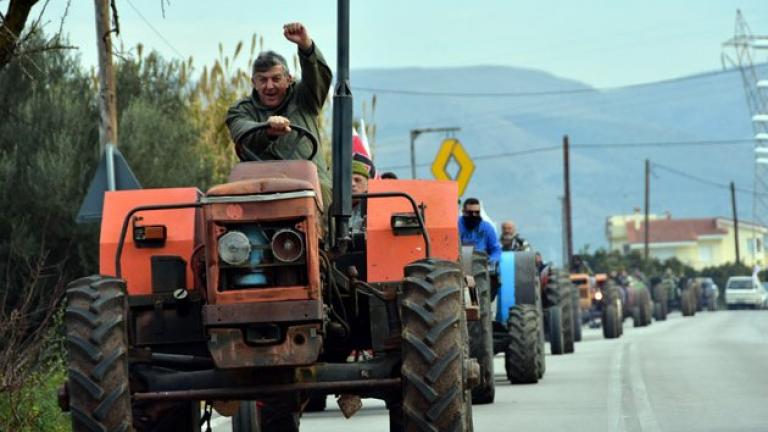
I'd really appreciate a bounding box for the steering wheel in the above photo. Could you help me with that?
[240,122,319,162]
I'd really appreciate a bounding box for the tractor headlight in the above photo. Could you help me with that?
[594,291,603,301]
[218,231,251,266]
[271,229,304,263]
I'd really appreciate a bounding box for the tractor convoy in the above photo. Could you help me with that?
[55,3,715,431]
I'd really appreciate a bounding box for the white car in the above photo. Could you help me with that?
[725,276,768,309]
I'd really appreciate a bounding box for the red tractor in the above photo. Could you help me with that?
[58,4,478,431]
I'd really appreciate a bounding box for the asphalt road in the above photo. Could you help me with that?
[212,310,768,432]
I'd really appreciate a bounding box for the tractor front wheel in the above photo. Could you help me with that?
[602,305,620,339]
[400,259,473,431]
[64,275,133,432]
[505,304,541,384]
[468,253,495,404]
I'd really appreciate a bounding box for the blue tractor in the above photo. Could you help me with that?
[491,250,547,384]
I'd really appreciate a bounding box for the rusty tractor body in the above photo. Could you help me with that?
[61,157,479,431]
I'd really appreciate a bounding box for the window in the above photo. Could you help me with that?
[698,245,714,263]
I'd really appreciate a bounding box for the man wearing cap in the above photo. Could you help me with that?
[350,157,374,233]
[226,22,332,208]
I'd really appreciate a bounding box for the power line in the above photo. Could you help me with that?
[124,0,185,60]
[355,67,756,98]
[651,162,757,196]
[378,138,755,171]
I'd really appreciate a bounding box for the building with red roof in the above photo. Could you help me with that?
[606,211,767,269]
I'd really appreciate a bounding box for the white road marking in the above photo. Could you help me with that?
[607,339,626,432]
[628,341,662,432]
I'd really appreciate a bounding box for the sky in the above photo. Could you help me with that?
[27,0,768,88]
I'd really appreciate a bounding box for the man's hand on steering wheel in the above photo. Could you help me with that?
[266,115,292,137]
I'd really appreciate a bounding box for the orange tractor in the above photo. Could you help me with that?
[569,273,623,339]
[58,4,478,431]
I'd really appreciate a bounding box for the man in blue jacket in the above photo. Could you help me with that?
[459,198,502,264]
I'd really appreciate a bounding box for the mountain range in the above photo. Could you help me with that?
[349,64,763,263]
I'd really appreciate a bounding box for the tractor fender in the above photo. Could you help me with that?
[495,251,538,322]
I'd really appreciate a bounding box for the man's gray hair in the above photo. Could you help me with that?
[252,51,290,76]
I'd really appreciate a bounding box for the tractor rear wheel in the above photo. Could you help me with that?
[652,284,668,321]
[547,306,565,355]
[637,290,651,326]
[400,259,473,431]
[64,275,133,432]
[572,285,583,342]
[681,291,695,317]
[602,305,620,339]
[505,304,541,384]
[559,275,575,354]
[468,253,495,404]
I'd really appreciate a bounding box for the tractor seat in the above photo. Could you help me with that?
[206,160,322,207]
[206,178,314,196]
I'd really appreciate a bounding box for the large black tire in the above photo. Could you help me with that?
[631,306,642,328]
[65,276,133,432]
[560,286,575,354]
[602,305,620,339]
[636,290,652,327]
[547,306,565,355]
[543,276,561,310]
[233,401,261,432]
[468,253,495,404]
[603,282,623,338]
[652,283,668,321]
[401,259,473,431]
[571,285,583,342]
[681,290,695,317]
[505,304,541,384]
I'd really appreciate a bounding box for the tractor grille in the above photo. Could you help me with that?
[217,219,308,290]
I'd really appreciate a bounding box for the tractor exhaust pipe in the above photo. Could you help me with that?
[331,0,353,247]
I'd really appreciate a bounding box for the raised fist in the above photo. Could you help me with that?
[283,22,312,51]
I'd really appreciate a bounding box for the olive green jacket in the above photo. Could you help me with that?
[226,43,332,205]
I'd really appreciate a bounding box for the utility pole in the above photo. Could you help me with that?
[644,159,650,261]
[409,127,461,179]
[563,135,573,269]
[94,0,118,155]
[560,196,568,267]
[731,181,741,264]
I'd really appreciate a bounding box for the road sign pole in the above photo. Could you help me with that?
[409,127,460,179]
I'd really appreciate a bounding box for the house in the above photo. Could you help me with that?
[606,211,768,269]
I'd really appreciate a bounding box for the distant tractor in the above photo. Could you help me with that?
[680,278,702,317]
[570,273,623,339]
[541,267,577,355]
[619,276,654,327]
[648,276,670,321]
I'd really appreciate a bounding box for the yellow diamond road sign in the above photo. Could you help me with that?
[431,138,474,196]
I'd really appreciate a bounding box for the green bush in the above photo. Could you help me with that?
[0,360,71,432]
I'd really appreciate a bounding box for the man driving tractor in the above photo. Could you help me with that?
[226,22,333,208]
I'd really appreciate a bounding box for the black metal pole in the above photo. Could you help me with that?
[731,181,740,264]
[563,135,573,269]
[331,0,353,246]
[644,159,650,261]
[410,130,418,179]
